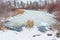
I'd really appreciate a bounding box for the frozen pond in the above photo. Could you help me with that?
[0,10,59,40]
[5,10,57,32]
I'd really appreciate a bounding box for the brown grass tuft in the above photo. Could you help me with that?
[0,21,7,31]
[0,26,7,31]
[25,20,34,29]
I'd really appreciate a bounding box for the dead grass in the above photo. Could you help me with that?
[25,20,34,29]
[17,9,25,14]
[52,23,60,32]
[13,9,25,15]
[0,26,7,31]
[0,21,7,31]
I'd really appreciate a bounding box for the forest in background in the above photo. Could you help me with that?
[0,0,60,21]
[0,0,60,12]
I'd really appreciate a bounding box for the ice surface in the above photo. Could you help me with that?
[5,10,56,27]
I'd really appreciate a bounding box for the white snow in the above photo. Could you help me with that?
[0,27,60,40]
[0,10,59,40]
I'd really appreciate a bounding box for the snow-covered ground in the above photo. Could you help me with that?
[0,10,59,40]
[0,27,60,40]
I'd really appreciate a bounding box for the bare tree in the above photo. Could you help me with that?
[14,0,16,7]
[32,1,38,10]
[20,1,25,8]
[17,2,20,8]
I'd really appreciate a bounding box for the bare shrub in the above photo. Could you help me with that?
[51,21,60,33]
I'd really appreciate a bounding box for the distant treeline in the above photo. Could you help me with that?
[0,0,60,12]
